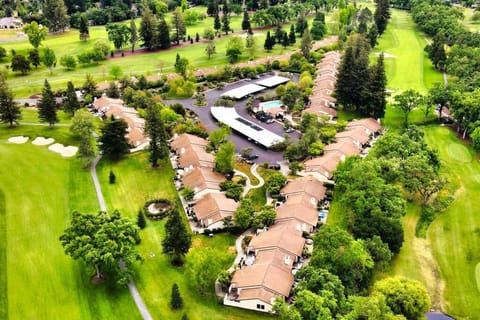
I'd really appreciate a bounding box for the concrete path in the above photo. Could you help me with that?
[236,164,265,197]
[89,155,153,320]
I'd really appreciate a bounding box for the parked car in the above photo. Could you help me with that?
[269,164,281,170]
[284,127,294,133]
[244,154,259,160]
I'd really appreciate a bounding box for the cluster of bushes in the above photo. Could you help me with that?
[220,180,245,201]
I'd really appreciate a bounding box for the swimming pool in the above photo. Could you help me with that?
[260,100,283,110]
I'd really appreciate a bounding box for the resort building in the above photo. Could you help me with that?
[182,167,225,199]
[177,144,215,171]
[193,193,239,228]
[92,96,148,148]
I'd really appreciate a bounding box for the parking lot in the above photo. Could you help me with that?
[166,73,301,165]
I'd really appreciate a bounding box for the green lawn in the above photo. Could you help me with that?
[0,7,326,98]
[373,9,443,95]
[97,153,271,320]
[0,124,140,320]
[423,126,480,318]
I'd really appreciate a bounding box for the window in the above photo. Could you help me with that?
[256,304,265,310]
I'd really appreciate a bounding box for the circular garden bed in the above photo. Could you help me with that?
[143,198,175,220]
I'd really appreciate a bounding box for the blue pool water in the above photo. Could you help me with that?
[261,100,283,110]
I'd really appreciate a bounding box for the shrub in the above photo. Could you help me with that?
[137,210,147,229]
[109,170,116,184]
[170,283,183,309]
[181,186,195,201]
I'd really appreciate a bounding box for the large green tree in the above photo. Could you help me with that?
[23,22,48,48]
[106,23,130,52]
[214,141,235,174]
[162,209,192,265]
[129,18,138,53]
[70,108,97,167]
[374,277,431,320]
[374,0,390,35]
[41,47,57,75]
[63,81,80,115]
[172,7,186,45]
[11,54,31,75]
[365,52,387,118]
[44,0,69,32]
[144,104,168,167]
[59,210,141,286]
[300,28,313,58]
[38,79,58,126]
[310,225,374,294]
[0,74,21,127]
[99,115,130,160]
[393,89,424,126]
[157,18,171,49]
[79,14,89,41]
[226,36,244,63]
[140,9,157,50]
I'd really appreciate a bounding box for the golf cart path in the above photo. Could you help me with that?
[236,164,265,197]
[90,155,153,320]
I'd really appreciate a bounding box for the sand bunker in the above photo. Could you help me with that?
[48,143,78,157]
[32,137,55,146]
[8,136,29,144]
[376,52,396,58]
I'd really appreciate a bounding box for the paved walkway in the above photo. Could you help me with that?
[236,164,265,197]
[89,155,153,320]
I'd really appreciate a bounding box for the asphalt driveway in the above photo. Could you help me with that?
[167,73,301,165]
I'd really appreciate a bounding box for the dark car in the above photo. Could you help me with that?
[269,164,281,170]
[245,154,259,160]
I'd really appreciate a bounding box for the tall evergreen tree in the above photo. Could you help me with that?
[157,18,171,49]
[172,7,186,45]
[365,53,387,118]
[137,210,146,229]
[264,31,274,51]
[170,283,183,310]
[289,25,296,44]
[79,14,89,41]
[311,12,326,40]
[130,18,138,53]
[162,209,192,265]
[242,10,251,31]
[214,12,221,33]
[221,4,230,35]
[300,28,313,58]
[144,104,168,167]
[140,9,157,50]
[367,24,378,48]
[63,81,80,116]
[44,0,69,32]
[99,115,130,160]
[282,32,289,48]
[207,0,218,16]
[38,80,58,127]
[374,0,390,35]
[335,35,371,111]
[0,74,21,127]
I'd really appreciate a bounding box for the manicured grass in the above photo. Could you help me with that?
[422,126,480,318]
[374,9,443,95]
[0,124,140,319]
[1,7,327,98]
[97,153,271,320]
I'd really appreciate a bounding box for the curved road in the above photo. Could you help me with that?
[90,155,153,320]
